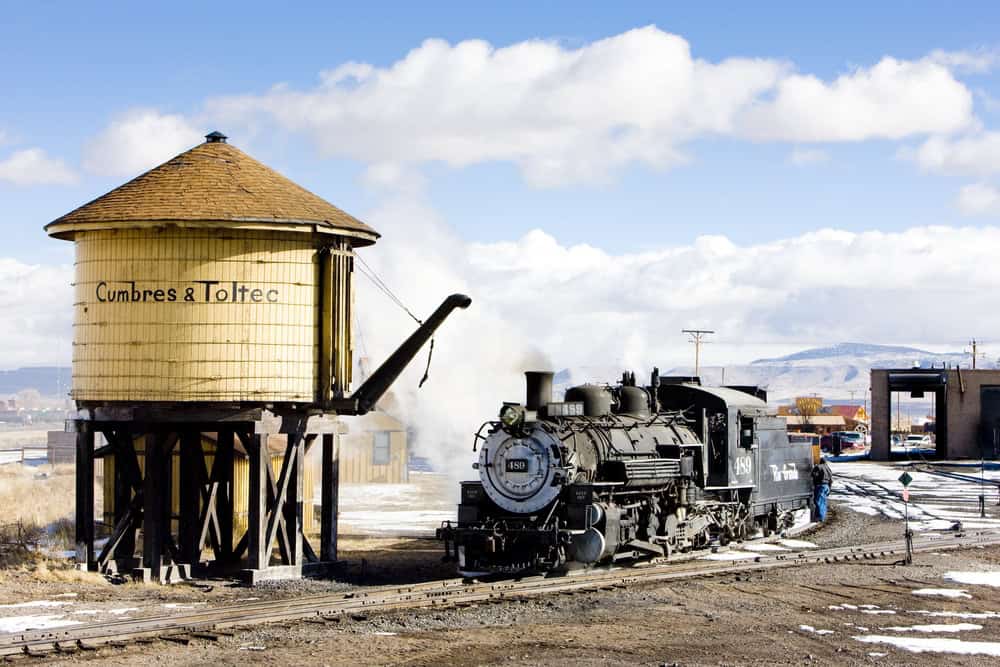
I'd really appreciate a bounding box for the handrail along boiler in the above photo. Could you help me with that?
[438,369,813,575]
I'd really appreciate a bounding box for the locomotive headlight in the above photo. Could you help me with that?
[499,403,525,429]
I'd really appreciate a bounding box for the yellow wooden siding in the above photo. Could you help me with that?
[71,228,356,402]
[337,430,408,484]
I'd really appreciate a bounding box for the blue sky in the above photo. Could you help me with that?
[2,2,1000,369]
[3,2,1000,261]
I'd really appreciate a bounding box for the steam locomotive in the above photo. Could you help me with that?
[437,369,814,576]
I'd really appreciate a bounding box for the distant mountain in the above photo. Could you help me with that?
[752,342,954,364]
[0,367,72,396]
[672,342,985,402]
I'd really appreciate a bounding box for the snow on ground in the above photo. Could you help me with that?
[741,543,789,552]
[830,461,1000,532]
[853,635,1000,656]
[913,610,1000,619]
[327,474,456,537]
[698,550,759,561]
[799,624,835,635]
[0,615,80,633]
[0,600,71,609]
[912,588,973,599]
[778,539,817,549]
[882,623,982,633]
[944,571,1000,588]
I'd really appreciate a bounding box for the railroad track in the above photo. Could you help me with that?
[3,530,1000,658]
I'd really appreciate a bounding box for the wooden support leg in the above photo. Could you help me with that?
[320,433,339,562]
[248,433,269,570]
[142,432,168,571]
[284,433,304,566]
[179,430,201,565]
[75,429,95,568]
[216,429,234,561]
[113,431,136,558]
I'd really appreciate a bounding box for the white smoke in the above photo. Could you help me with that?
[347,192,548,484]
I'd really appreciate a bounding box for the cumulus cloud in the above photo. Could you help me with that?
[927,48,1000,74]
[83,109,203,177]
[787,148,829,165]
[0,259,72,366]
[0,148,78,186]
[205,26,976,187]
[738,56,973,142]
[911,131,1000,177]
[957,183,1000,215]
[462,225,1000,370]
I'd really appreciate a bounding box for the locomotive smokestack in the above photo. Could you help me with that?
[524,371,554,411]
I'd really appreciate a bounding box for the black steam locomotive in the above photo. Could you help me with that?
[437,370,814,576]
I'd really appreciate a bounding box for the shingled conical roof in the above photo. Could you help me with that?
[46,132,379,245]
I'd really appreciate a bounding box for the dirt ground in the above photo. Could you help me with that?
[1,506,996,667]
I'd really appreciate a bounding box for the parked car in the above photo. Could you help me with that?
[832,431,865,448]
[904,434,933,448]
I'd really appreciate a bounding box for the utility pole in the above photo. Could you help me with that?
[682,329,714,377]
[967,339,984,370]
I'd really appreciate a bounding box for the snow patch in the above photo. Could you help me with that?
[698,550,759,561]
[882,623,982,633]
[0,615,81,633]
[163,602,207,610]
[944,571,1000,588]
[912,588,972,599]
[741,543,789,552]
[0,600,71,609]
[778,539,817,549]
[108,608,138,615]
[913,610,1000,620]
[799,624,835,635]
[854,635,1000,656]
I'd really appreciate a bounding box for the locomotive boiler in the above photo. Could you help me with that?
[437,370,814,576]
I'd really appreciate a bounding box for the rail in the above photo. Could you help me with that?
[3,530,999,657]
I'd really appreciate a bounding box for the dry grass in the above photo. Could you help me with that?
[0,464,75,525]
[24,560,108,585]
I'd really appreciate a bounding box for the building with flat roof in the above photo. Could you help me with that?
[871,368,1000,459]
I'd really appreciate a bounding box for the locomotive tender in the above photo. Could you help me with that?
[438,370,814,576]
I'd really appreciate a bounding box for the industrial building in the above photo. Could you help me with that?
[871,368,1000,459]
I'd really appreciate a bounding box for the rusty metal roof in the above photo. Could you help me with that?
[46,133,379,245]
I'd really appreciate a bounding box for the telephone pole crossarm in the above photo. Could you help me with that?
[682,329,714,378]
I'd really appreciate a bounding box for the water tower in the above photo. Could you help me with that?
[49,132,469,582]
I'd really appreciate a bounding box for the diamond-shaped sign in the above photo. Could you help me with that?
[899,472,913,487]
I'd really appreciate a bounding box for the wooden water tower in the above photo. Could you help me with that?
[49,132,469,582]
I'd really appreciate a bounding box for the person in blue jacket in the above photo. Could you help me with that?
[811,456,833,521]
